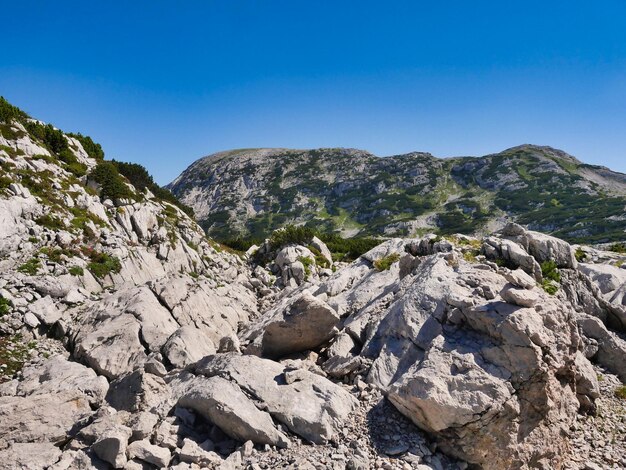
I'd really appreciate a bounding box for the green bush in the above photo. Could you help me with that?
[0,297,10,316]
[319,233,380,261]
[68,266,84,276]
[35,214,66,231]
[0,96,28,124]
[575,247,587,262]
[25,122,67,154]
[615,385,626,400]
[39,247,77,263]
[541,279,559,295]
[222,228,381,263]
[89,162,134,201]
[298,255,313,277]
[18,258,41,275]
[85,249,121,279]
[373,253,400,271]
[609,243,626,254]
[541,260,561,283]
[269,225,317,250]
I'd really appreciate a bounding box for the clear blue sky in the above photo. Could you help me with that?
[2,1,626,184]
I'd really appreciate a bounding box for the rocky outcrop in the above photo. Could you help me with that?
[247,227,622,469]
[182,353,358,445]
[177,375,290,447]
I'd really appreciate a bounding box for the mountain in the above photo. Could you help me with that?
[168,146,626,244]
[2,97,626,469]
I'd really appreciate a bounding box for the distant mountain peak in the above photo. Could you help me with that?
[169,145,626,244]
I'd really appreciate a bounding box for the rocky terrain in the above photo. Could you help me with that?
[168,147,626,244]
[1,99,626,470]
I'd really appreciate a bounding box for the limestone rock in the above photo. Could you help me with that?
[0,442,62,470]
[126,439,171,468]
[0,391,92,449]
[14,355,108,406]
[177,376,289,447]
[91,424,132,469]
[244,291,340,358]
[188,353,358,444]
[500,284,539,307]
[163,326,216,369]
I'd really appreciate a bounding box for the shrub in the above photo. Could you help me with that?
[269,225,316,250]
[541,279,559,295]
[111,160,194,216]
[298,255,313,278]
[223,228,381,263]
[541,260,561,283]
[25,122,67,154]
[318,233,380,262]
[463,250,479,263]
[35,214,66,231]
[373,253,400,271]
[609,243,626,254]
[575,247,587,262]
[85,250,122,279]
[89,162,134,201]
[18,258,41,275]
[0,96,28,124]
[307,245,330,269]
[0,334,35,381]
[39,247,77,263]
[615,385,626,400]
[0,297,10,316]
[68,266,84,276]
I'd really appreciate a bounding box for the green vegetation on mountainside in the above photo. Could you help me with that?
[171,145,626,246]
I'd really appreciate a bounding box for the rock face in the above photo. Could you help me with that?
[370,255,580,468]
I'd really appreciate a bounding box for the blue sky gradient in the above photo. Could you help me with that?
[2,1,626,183]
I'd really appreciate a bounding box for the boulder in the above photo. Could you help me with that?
[356,254,585,469]
[163,326,216,368]
[177,376,289,447]
[28,295,62,325]
[178,438,222,466]
[577,315,626,382]
[0,391,92,449]
[503,268,536,289]
[188,353,358,444]
[579,263,626,295]
[14,355,108,406]
[0,443,62,469]
[244,291,340,358]
[73,286,178,379]
[126,440,171,468]
[501,222,577,269]
[91,424,132,469]
[500,285,540,307]
[310,236,333,266]
[106,370,169,412]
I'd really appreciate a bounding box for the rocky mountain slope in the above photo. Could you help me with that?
[1,98,626,470]
[168,147,626,244]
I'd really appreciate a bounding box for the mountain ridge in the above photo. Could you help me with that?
[168,144,626,244]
